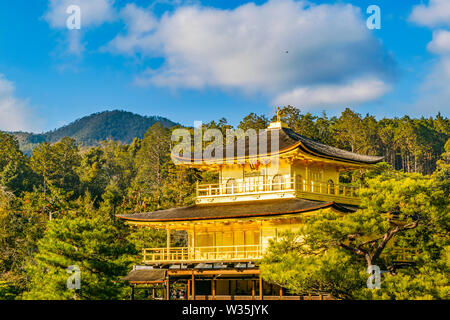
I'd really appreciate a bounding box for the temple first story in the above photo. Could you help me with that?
[119,200,347,300]
[123,266,334,300]
[118,200,417,300]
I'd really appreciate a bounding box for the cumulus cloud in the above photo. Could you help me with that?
[413,30,450,114]
[410,0,450,28]
[0,75,42,132]
[106,0,394,109]
[44,0,116,55]
[412,57,450,115]
[274,78,391,108]
[104,3,158,56]
[409,0,450,114]
[427,30,450,54]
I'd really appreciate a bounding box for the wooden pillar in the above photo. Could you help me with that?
[193,226,196,260]
[166,227,171,258]
[279,286,283,300]
[259,276,263,300]
[212,279,216,300]
[152,287,155,300]
[130,285,135,300]
[192,273,195,300]
[252,280,255,300]
[166,278,170,300]
[187,280,191,300]
[196,180,199,197]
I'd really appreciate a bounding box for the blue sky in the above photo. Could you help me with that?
[0,0,449,133]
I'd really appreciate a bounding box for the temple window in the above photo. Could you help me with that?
[225,178,237,194]
[327,179,335,195]
[272,174,285,191]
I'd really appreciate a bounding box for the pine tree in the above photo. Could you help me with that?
[22,211,137,300]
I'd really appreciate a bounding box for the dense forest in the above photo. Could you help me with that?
[238,106,449,175]
[0,106,448,299]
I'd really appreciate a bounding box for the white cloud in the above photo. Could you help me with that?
[44,0,116,56]
[106,0,394,109]
[274,78,391,108]
[104,3,158,56]
[0,75,42,132]
[412,56,450,115]
[410,0,450,28]
[427,30,450,54]
[412,29,450,114]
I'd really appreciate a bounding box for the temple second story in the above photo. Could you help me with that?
[173,119,384,206]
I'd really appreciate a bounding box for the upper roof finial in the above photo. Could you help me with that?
[276,106,282,122]
[268,106,288,129]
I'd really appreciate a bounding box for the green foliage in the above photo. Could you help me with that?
[129,123,196,212]
[30,137,81,194]
[0,132,37,194]
[22,212,137,300]
[261,231,366,299]
[238,113,269,131]
[261,165,449,299]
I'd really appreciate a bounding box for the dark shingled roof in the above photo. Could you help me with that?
[116,199,356,222]
[174,127,383,164]
[121,269,166,283]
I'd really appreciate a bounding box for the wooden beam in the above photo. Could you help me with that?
[252,280,255,300]
[192,273,195,300]
[212,279,216,300]
[259,275,263,300]
[166,279,170,300]
[166,227,171,254]
[168,269,260,276]
[128,280,166,285]
[187,280,191,300]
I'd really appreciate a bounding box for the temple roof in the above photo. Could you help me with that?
[121,268,166,283]
[173,127,384,165]
[116,199,357,222]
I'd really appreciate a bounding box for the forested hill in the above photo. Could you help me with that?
[8,110,177,154]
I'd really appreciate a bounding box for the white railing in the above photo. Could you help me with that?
[196,176,359,199]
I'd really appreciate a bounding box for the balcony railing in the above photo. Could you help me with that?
[196,175,360,204]
[142,245,262,264]
[142,245,418,264]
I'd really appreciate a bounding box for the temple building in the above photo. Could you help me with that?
[118,115,385,300]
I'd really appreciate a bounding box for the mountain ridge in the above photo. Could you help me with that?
[6,110,178,155]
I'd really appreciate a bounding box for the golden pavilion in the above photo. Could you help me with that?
[118,116,384,300]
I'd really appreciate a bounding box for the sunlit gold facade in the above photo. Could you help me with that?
[123,120,376,265]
